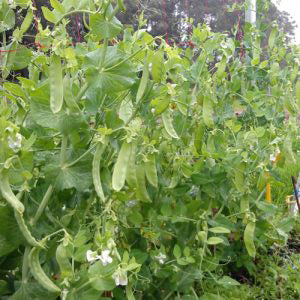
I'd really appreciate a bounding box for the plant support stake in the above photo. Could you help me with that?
[291,176,300,214]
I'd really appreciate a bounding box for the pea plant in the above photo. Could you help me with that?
[1,0,300,299]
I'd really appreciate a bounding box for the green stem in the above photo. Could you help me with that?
[31,185,54,226]
[64,143,98,168]
[60,135,68,167]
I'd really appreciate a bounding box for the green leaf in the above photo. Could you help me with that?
[85,47,135,93]
[3,82,26,98]
[207,237,224,245]
[208,227,230,234]
[10,282,57,300]
[88,261,117,291]
[41,6,57,23]
[199,293,225,300]
[50,0,65,13]
[173,244,181,258]
[90,14,122,39]
[244,221,256,257]
[44,153,92,191]
[0,205,24,257]
[0,3,15,33]
[217,276,240,286]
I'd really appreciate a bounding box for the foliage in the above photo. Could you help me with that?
[0,0,300,299]
[117,0,297,44]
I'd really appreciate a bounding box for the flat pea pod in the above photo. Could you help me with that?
[20,9,33,35]
[126,142,137,188]
[56,243,73,279]
[136,164,151,203]
[203,95,214,128]
[63,74,80,111]
[244,221,256,258]
[194,121,205,153]
[112,142,132,191]
[0,173,24,213]
[29,247,61,293]
[14,210,44,248]
[162,109,179,139]
[93,142,107,202]
[136,55,149,103]
[145,154,158,188]
[49,54,63,114]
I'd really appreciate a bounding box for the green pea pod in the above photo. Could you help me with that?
[63,74,80,111]
[93,142,107,202]
[20,9,33,35]
[296,80,300,106]
[50,54,63,114]
[152,50,164,83]
[194,121,205,153]
[56,243,73,279]
[29,247,61,293]
[14,210,44,248]
[244,221,256,258]
[162,109,179,139]
[203,96,214,128]
[112,142,132,191]
[0,173,24,213]
[136,164,151,203]
[145,154,158,188]
[126,142,137,188]
[136,55,149,103]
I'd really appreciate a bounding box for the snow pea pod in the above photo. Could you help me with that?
[50,54,63,114]
[136,164,151,203]
[112,142,132,191]
[29,247,61,293]
[162,109,179,139]
[93,142,107,202]
[0,173,24,213]
[244,221,256,258]
[145,154,158,188]
[136,55,149,103]
[14,210,43,248]
[126,142,137,188]
[63,74,80,111]
[56,243,73,279]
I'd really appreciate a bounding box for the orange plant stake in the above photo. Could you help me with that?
[266,181,271,203]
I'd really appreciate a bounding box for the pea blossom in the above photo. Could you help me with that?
[8,133,22,152]
[86,249,113,265]
[98,249,113,266]
[155,253,167,264]
[112,268,128,286]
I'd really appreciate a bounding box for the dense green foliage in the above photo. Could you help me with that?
[1,0,300,299]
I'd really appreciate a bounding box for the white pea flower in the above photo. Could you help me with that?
[112,268,128,286]
[99,249,113,266]
[86,250,100,263]
[8,133,22,152]
[155,253,167,264]
[269,153,276,162]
